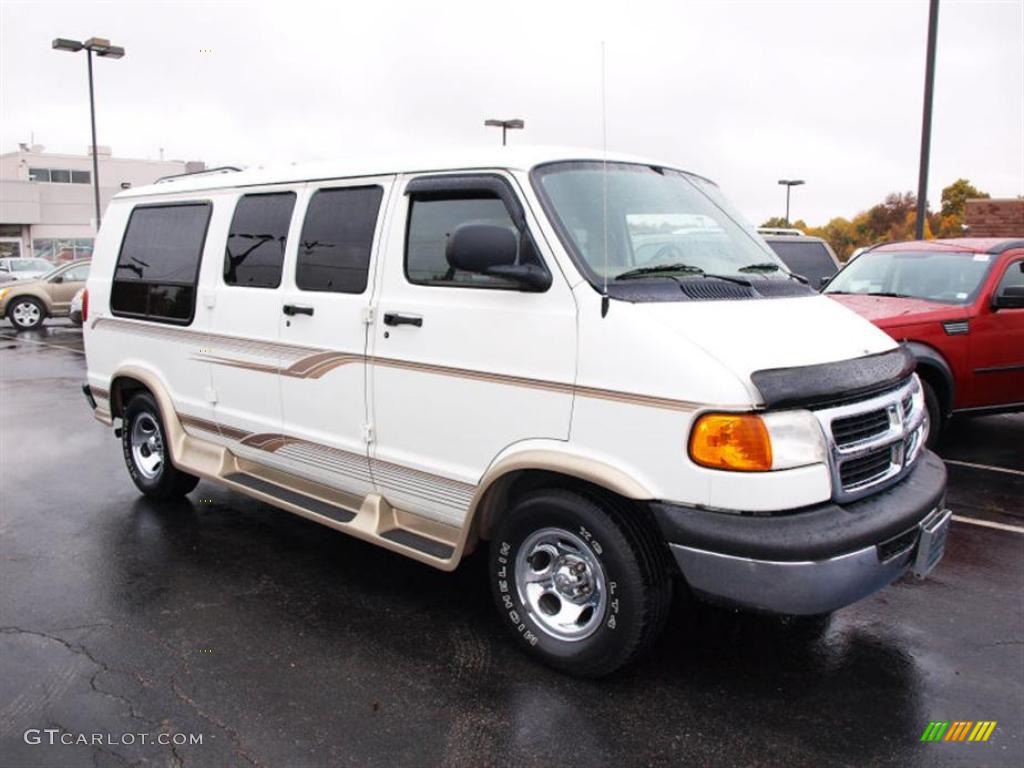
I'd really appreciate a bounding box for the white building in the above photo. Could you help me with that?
[0,144,204,262]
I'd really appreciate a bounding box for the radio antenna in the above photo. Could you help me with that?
[600,41,610,318]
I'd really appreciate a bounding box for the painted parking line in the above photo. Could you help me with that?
[0,331,85,355]
[951,515,1024,535]
[943,459,1024,478]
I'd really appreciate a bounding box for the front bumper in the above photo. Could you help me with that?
[651,451,949,615]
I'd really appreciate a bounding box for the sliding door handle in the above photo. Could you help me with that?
[283,304,314,317]
[383,312,423,327]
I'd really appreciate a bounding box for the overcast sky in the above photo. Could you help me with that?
[1,0,1021,225]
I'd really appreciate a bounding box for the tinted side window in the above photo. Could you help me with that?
[225,192,295,288]
[406,196,542,288]
[111,203,211,324]
[296,186,383,294]
[996,260,1024,292]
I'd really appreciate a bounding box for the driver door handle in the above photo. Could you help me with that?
[283,304,314,317]
[383,312,423,327]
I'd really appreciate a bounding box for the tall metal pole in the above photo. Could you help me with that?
[785,186,791,225]
[501,126,507,146]
[915,0,940,240]
[86,48,102,229]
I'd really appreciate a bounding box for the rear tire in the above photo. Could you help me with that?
[8,297,45,330]
[922,380,942,449]
[121,393,199,500]
[488,489,672,677]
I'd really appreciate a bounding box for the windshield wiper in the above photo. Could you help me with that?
[615,263,752,287]
[700,272,753,287]
[865,291,911,298]
[738,262,809,284]
[615,263,704,280]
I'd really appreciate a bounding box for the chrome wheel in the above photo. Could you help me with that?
[130,413,164,480]
[514,527,607,642]
[11,301,41,328]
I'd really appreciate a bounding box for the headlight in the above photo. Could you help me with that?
[761,410,827,469]
[689,410,826,472]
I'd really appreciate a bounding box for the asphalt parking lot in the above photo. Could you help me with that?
[1,323,1021,768]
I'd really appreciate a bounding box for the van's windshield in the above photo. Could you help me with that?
[532,161,786,285]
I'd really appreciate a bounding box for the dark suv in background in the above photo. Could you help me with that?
[759,229,841,289]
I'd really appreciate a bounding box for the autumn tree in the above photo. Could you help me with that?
[758,179,985,260]
[936,179,989,237]
[806,218,858,260]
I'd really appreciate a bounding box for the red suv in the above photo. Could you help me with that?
[824,238,1024,446]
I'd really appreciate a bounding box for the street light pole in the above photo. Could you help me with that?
[777,179,805,225]
[52,36,125,231]
[915,0,940,240]
[85,48,101,229]
[484,118,525,146]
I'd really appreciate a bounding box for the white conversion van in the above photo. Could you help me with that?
[82,148,950,676]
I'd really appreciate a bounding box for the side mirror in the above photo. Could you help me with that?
[446,223,551,292]
[51,275,64,284]
[992,285,1024,310]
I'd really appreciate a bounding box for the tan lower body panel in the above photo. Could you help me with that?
[94,366,661,569]
[158,414,465,570]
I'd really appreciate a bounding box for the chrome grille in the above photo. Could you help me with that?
[839,445,895,488]
[813,375,927,502]
[831,409,890,447]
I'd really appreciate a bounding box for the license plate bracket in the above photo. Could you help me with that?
[912,508,952,578]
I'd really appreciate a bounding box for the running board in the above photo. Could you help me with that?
[215,461,463,570]
[225,473,356,524]
[380,528,455,559]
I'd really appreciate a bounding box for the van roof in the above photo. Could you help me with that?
[117,145,692,199]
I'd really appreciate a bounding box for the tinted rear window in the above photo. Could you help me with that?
[296,186,383,294]
[766,240,837,286]
[111,203,211,324]
[225,192,295,288]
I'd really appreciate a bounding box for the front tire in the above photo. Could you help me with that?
[8,297,45,330]
[122,393,199,500]
[489,489,672,677]
[922,380,942,449]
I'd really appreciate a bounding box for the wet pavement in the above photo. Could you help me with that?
[1,325,1022,768]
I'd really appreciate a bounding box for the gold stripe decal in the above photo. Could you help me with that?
[95,315,701,412]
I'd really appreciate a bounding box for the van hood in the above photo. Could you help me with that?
[637,294,897,385]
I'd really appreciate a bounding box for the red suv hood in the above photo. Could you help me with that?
[827,294,964,326]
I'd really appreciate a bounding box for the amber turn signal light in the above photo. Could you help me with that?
[689,413,773,471]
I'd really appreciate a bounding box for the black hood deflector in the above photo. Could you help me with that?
[751,346,916,409]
